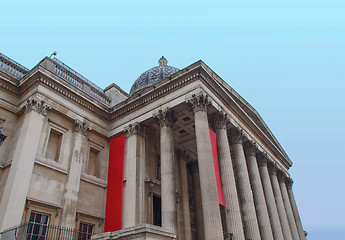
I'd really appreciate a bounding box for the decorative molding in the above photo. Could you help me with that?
[153,108,177,128]
[23,96,51,116]
[74,119,91,136]
[187,91,211,113]
[229,127,245,145]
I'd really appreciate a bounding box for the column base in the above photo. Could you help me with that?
[92,224,176,240]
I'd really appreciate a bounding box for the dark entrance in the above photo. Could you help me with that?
[153,195,162,227]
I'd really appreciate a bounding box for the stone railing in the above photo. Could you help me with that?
[51,58,111,105]
[0,53,29,80]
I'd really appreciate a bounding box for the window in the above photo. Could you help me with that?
[27,212,49,240]
[78,222,94,240]
[45,129,62,161]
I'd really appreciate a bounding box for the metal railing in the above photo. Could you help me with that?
[0,222,92,240]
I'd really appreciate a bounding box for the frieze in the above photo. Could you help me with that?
[23,96,51,116]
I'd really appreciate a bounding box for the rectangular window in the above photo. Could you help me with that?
[78,222,94,240]
[153,195,162,227]
[45,129,62,161]
[27,212,49,240]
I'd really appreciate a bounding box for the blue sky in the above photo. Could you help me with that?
[1,0,345,239]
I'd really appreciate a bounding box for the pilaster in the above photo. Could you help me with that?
[61,119,91,228]
[0,96,50,231]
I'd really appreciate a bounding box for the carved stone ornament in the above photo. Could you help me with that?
[286,177,294,189]
[74,119,91,136]
[243,141,257,157]
[257,152,268,166]
[267,162,277,175]
[124,122,144,137]
[214,111,229,130]
[229,127,245,145]
[153,108,177,128]
[23,96,51,116]
[277,170,288,183]
[187,92,211,113]
[176,149,191,163]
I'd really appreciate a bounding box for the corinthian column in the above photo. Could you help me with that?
[0,96,50,231]
[187,93,223,240]
[214,112,245,240]
[154,108,177,234]
[61,119,91,228]
[229,128,261,240]
[257,153,284,240]
[268,163,293,240]
[122,123,144,228]
[286,178,306,240]
[244,142,274,240]
[278,171,300,240]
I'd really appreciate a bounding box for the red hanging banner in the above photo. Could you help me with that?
[209,129,226,206]
[104,134,126,232]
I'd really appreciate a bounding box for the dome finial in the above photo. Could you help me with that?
[158,56,168,66]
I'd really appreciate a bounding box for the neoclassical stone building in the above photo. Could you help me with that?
[0,53,306,240]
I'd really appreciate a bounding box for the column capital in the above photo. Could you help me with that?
[154,108,177,128]
[277,170,288,183]
[176,149,192,163]
[286,178,294,189]
[214,111,229,130]
[124,122,144,137]
[243,141,257,157]
[228,127,245,145]
[257,152,268,166]
[74,119,91,136]
[267,162,277,175]
[23,96,51,116]
[187,92,211,113]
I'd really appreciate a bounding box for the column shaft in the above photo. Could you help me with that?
[287,179,306,240]
[279,174,300,240]
[269,165,293,240]
[191,163,204,240]
[215,115,245,240]
[194,109,223,239]
[257,155,284,240]
[180,156,192,240]
[230,129,261,240]
[0,107,45,230]
[244,143,274,240]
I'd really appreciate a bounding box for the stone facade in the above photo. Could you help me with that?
[0,53,306,239]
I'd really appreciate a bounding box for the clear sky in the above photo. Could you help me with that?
[1,0,344,239]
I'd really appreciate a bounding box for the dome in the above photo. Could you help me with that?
[130,56,179,95]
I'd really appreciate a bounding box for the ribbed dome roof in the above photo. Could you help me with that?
[129,57,179,95]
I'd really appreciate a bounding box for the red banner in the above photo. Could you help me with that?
[104,134,126,232]
[209,129,226,206]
